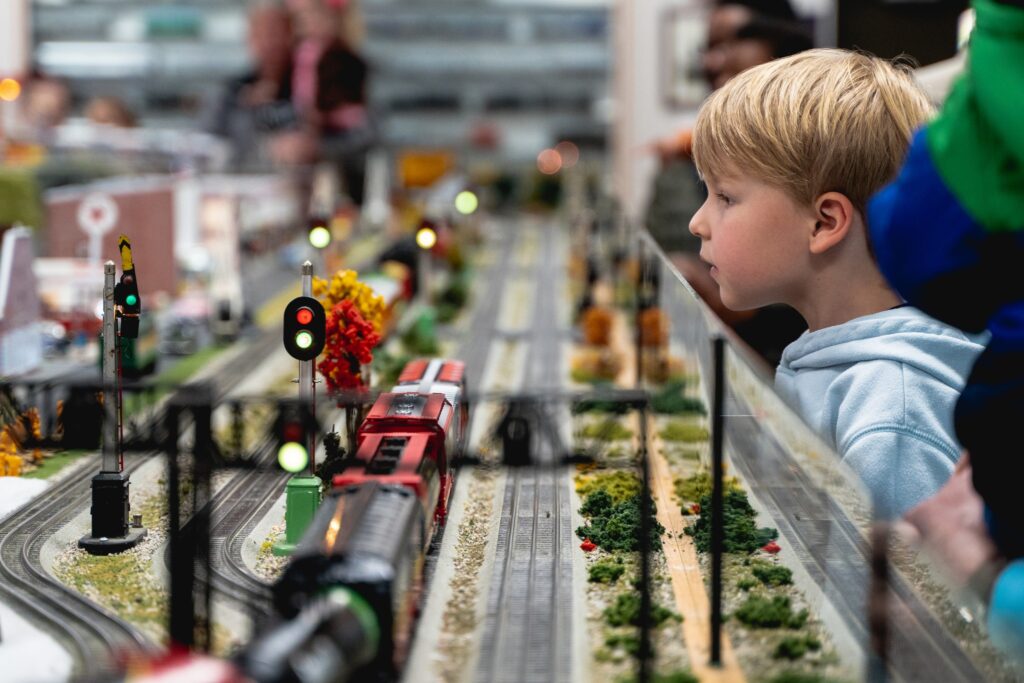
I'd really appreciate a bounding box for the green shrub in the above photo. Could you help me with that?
[686,490,777,554]
[774,634,822,660]
[659,422,709,443]
[603,593,679,627]
[573,388,631,415]
[766,672,839,683]
[734,595,808,629]
[650,380,707,415]
[737,576,758,591]
[588,558,626,584]
[751,560,793,587]
[604,631,639,655]
[577,491,664,552]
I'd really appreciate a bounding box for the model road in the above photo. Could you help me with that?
[475,221,574,683]
[655,242,985,682]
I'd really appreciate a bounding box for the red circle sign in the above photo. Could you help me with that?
[296,307,314,325]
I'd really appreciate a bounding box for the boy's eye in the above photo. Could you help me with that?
[716,192,733,206]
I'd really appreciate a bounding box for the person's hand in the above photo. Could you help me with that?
[899,455,1000,587]
[268,130,319,166]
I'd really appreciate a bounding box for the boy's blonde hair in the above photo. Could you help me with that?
[692,48,933,212]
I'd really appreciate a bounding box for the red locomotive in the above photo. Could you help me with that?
[332,358,467,525]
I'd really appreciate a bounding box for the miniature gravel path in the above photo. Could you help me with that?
[611,303,746,682]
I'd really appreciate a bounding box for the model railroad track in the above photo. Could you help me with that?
[0,326,289,678]
[476,222,573,683]
[0,453,155,679]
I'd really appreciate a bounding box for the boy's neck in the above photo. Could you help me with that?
[795,263,903,333]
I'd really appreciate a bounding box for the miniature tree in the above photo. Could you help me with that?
[580,306,613,346]
[314,270,385,447]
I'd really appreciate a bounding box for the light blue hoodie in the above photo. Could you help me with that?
[775,307,984,519]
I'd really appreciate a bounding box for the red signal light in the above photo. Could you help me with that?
[282,422,303,442]
[296,307,314,325]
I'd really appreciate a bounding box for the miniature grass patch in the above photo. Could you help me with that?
[576,470,642,503]
[673,470,740,504]
[659,421,709,443]
[774,634,822,660]
[766,672,844,683]
[603,592,680,627]
[686,489,777,554]
[750,559,793,587]
[578,419,633,441]
[604,631,640,655]
[23,449,88,479]
[616,671,699,683]
[734,594,808,629]
[589,557,626,584]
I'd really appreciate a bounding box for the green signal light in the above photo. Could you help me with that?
[309,226,331,249]
[277,442,309,473]
[295,330,314,350]
[454,190,479,215]
[125,294,138,306]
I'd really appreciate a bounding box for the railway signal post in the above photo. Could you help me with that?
[275,261,325,556]
[79,256,147,555]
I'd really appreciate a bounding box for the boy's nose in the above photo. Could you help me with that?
[689,203,708,239]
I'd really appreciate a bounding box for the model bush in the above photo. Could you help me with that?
[734,595,808,629]
[588,557,626,584]
[577,491,664,552]
[659,421,709,443]
[650,380,706,415]
[686,490,777,554]
[773,634,821,660]
[737,576,758,591]
[751,560,793,587]
[603,592,679,627]
[766,672,839,683]
[572,387,631,415]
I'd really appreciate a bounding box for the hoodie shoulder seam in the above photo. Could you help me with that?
[844,423,960,462]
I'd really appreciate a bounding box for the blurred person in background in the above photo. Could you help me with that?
[20,73,71,146]
[646,0,812,365]
[85,96,137,128]
[204,1,308,171]
[288,0,373,206]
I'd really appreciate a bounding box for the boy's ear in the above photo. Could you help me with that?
[809,192,855,255]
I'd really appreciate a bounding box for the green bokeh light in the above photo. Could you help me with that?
[295,330,314,349]
[125,294,138,306]
[277,442,309,473]
[454,190,479,215]
[309,226,331,249]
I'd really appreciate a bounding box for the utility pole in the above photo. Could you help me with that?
[80,259,146,554]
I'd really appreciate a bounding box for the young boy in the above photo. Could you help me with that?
[687,49,985,518]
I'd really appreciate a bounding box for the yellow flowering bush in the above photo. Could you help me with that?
[313,270,385,334]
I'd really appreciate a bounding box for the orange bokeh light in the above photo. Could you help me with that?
[537,148,562,175]
[555,141,579,168]
[0,79,21,102]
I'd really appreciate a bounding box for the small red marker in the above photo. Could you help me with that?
[761,541,781,554]
[580,538,597,552]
